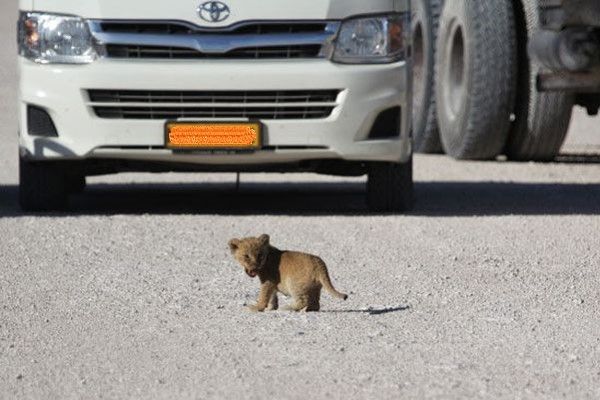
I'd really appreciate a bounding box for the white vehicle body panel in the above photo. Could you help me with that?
[18,0,412,168]
[27,0,408,23]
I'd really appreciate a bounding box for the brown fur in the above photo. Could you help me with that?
[228,234,348,312]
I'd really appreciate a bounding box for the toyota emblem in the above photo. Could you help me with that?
[198,1,231,23]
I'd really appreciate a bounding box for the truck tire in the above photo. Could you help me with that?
[435,0,518,160]
[505,0,574,161]
[367,159,413,212]
[411,0,443,153]
[19,157,69,211]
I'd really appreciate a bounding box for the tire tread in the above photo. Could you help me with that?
[436,0,518,160]
[505,0,574,161]
[413,0,444,153]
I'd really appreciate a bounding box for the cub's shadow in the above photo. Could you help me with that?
[322,305,410,315]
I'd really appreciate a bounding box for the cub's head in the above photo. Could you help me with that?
[228,234,270,278]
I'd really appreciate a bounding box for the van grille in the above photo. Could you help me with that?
[87,89,341,120]
[105,44,322,59]
[90,20,339,60]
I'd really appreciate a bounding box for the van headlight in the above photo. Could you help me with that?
[332,14,409,64]
[18,12,98,64]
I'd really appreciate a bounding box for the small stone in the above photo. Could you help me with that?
[16,374,23,380]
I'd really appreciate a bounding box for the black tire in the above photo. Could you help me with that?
[435,0,518,160]
[411,0,443,153]
[505,0,574,161]
[67,174,87,194]
[19,157,69,211]
[367,158,414,212]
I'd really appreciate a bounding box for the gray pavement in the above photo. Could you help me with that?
[1,2,600,399]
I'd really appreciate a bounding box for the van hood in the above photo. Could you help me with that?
[30,0,408,26]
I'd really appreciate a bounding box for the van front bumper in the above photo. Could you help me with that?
[19,58,411,167]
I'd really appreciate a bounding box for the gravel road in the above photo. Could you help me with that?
[2,2,600,399]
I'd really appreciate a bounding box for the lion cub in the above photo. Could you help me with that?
[228,234,348,312]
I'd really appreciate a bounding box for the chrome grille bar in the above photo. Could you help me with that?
[104,44,323,59]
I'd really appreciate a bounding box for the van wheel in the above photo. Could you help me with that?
[68,174,87,194]
[411,0,443,153]
[367,158,414,212]
[19,157,69,211]
[505,0,574,161]
[435,0,518,160]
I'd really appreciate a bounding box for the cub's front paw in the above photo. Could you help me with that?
[246,304,264,312]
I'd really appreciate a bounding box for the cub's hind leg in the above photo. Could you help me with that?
[305,287,321,312]
[284,288,321,312]
[283,294,309,312]
[267,292,279,311]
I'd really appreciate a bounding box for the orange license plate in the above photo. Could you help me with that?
[165,122,261,150]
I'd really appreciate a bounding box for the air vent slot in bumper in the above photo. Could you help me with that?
[87,89,341,120]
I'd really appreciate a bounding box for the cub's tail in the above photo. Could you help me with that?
[317,259,348,301]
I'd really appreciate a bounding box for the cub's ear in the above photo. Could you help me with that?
[258,234,270,245]
[228,238,241,253]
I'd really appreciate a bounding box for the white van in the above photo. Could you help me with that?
[17,0,413,211]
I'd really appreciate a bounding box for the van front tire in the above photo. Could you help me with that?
[367,158,414,212]
[19,157,70,212]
